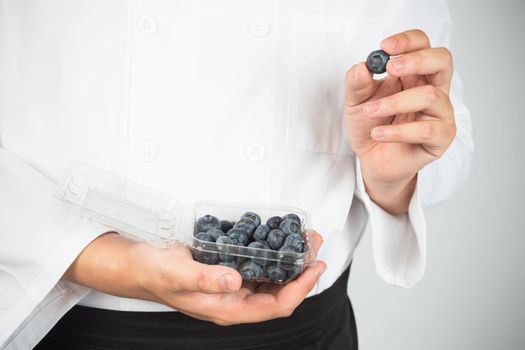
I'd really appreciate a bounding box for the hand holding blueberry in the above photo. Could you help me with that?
[345,29,457,214]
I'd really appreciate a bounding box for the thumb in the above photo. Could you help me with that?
[179,261,243,294]
[345,62,377,107]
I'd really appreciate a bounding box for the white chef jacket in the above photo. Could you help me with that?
[0,0,473,349]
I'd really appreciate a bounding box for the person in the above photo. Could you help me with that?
[0,0,473,349]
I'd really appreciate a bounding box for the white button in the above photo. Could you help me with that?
[249,19,271,38]
[135,141,159,162]
[137,16,158,34]
[245,142,267,161]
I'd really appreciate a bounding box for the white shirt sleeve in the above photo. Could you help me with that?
[0,148,112,348]
[354,157,427,288]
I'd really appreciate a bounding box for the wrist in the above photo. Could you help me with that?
[361,171,417,215]
[126,240,165,302]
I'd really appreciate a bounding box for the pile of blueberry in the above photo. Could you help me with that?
[192,211,306,283]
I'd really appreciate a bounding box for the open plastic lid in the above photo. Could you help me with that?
[54,162,187,245]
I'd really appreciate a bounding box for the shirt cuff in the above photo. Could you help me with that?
[354,157,427,288]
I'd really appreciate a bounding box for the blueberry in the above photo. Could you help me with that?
[228,228,250,246]
[220,220,234,233]
[192,249,219,265]
[282,213,301,225]
[266,216,283,230]
[191,235,219,265]
[283,233,305,253]
[264,263,287,283]
[241,212,261,227]
[267,229,286,250]
[218,260,238,269]
[248,241,270,266]
[196,215,221,233]
[194,232,214,242]
[207,229,224,241]
[253,224,271,241]
[366,49,390,74]
[279,218,301,236]
[287,264,303,281]
[278,245,298,270]
[248,241,266,249]
[234,218,257,235]
[216,235,235,262]
[239,260,263,280]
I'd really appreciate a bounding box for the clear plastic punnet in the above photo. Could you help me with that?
[55,162,318,284]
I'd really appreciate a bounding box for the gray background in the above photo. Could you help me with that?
[348,1,525,349]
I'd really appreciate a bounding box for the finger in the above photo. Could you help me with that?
[380,29,431,56]
[178,261,243,294]
[371,120,456,150]
[273,260,327,313]
[345,62,378,107]
[305,229,324,255]
[386,47,453,92]
[362,85,453,120]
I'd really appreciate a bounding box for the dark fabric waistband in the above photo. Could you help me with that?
[36,263,356,350]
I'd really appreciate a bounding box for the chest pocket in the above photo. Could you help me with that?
[285,13,381,155]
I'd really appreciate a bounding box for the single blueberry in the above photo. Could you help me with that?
[253,224,271,241]
[220,220,234,233]
[267,229,286,250]
[366,49,390,74]
[283,233,305,253]
[218,260,238,270]
[287,264,303,281]
[279,218,301,236]
[196,215,221,233]
[194,232,214,242]
[192,250,219,265]
[191,235,219,265]
[264,263,287,283]
[266,216,283,230]
[248,241,270,266]
[234,218,257,235]
[241,212,261,227]
[216,235,235,262]
[228,228,250,246]
[207,229,224,241]
[278,245,298,270]
[239,260,263,280]
[282,213,301,225]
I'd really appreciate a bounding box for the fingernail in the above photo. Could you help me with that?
[364,102,379,115]
[221,274,235,292]
[391,57,404,71]
[371,128,384,139]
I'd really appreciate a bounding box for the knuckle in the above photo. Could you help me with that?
[412,51,424,67]
[423,85,439,102]
[421,122,434,141]
[413,28,430,45]
[196,269,212,292]
[439,47,453,64]
[390,126,401,139]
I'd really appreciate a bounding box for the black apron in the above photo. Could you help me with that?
[35,264,357,350]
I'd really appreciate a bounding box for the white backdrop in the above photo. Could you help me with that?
[348,1,525,349]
